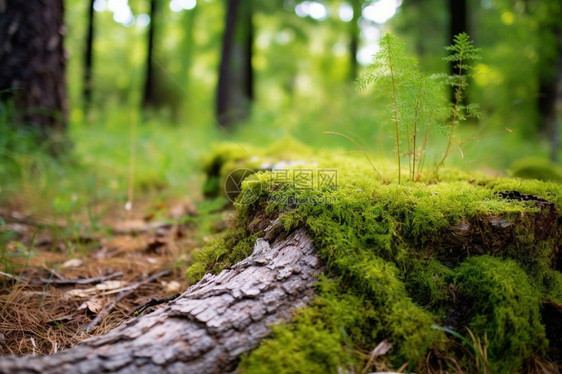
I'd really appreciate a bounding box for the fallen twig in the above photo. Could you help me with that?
[32,272,124,286]
[0,270,27,283]
[129,293,180,316]
[84,270,169,334]
[1,270,124,286]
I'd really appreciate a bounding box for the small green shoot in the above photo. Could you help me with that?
[358,32,481,183]
[434,32,482,174]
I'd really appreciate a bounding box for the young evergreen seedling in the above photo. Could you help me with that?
[358,34,447,183]
[434,32,482,174]
[357,34,416,184]
[358,32,481,183]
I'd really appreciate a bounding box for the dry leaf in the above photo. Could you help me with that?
[164,280,181,294]
[78,298,105,314]
[95,280,126,291]
[61,258,84,269]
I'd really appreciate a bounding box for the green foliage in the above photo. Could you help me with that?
[404,260,453,315]
[453,256,547,373]
[436,33,482,173]
[185,225,259,284]
[357,33,417,183]
[358,33,481,183]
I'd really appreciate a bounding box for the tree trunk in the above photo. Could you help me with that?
[83,0,95,110]
[537,28,562,163]
[143,0,157,108]
[0,0,67,147]
[448,0,467,50]
[348,0,362,81]
[0,228,323,374]
[447,0,467,103]
[216,0,254,127]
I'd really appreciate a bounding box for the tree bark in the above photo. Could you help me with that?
[83,0,95,110]
[143,0,157,108]
[216,0,254,126]
[0,0,67,146]
[0,228,324,374]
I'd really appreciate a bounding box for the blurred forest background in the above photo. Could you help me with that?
[1,0,562,218]
[1,0,562,357]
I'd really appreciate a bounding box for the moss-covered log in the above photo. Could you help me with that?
[193,142,562,373]
[0,229,323,374]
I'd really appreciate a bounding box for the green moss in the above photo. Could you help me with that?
[240,276,441,373]
[511,156,562,183]
[185,226,260,284]
[453,256,547,373]
[187,141,562,372]
[239,278,365,374]
[405,259,453,315]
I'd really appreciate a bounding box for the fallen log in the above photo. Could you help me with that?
[0,228,324,374]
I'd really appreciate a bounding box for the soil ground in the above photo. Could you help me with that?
[0,195,220,356]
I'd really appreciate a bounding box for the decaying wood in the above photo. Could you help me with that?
[444,191,560,266]
[0,228,323,374]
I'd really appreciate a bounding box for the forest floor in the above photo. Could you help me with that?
[0,193,226,356]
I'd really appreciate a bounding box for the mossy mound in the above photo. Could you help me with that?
[188,142,562,373]
[511,156,562,183]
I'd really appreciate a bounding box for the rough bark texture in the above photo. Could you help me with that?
[0,228,323,374]
[0,0,67,140]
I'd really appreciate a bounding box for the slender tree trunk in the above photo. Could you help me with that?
[448,0,467,50]
[246,4,254,102]
[143,0,157,108]
[447,0,467,102]
[216,0,254,126]
[348,0,361,81]
[0,0,68,150]
[554,32,562,162]
[83,0,95,110]
[538,29,562,163]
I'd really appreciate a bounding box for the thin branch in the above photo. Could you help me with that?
[84,270,169,334]
[32,272,123,286]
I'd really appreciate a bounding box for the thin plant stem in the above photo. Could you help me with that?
[435,58,464,173]
[389,63,401,184]
[126,110,137,212]
[418,125,430,176]
[412,78,423,181]
[324,131,382,178]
